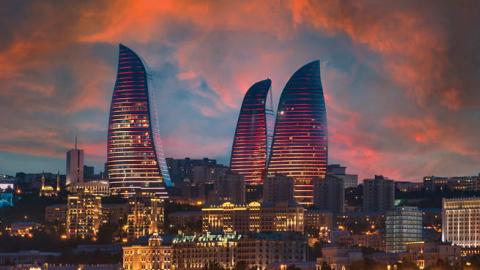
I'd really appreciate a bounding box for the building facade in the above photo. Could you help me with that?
[442,197,480,247]
[66,192,102,240]
[107,44,171,197]
[123,234,172,270]
[202,202,304,234]
[385,207,423,253]
[214,172,246,205]
[314,175,345,214]
[263,174,296,206]
[327,164,358,189]
[363,175,395,212]
[230,79,273,185]
[267,60,328,206]
[125,195,164,241]
[66,139,84,187]
[70,180,110,196]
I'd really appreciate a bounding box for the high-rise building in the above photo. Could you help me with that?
[263,174,295,206]
[107,44,172,197]
[125,195,164,241]
[314,175,345,214]
[442,197,480,247]
[385,207,423,253]
[66,138,84,186]
[214,172,246,205]
[66,191,102,240]
[267,60,328,206]
[327,164,358,189]
[166,158,217,184]
[230,79,274,185]
[363,175,395,213]
[83,165,94,179]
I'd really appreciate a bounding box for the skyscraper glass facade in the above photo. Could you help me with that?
[107,44,171,197]
[230,79,273,185]
[267,60,328,206]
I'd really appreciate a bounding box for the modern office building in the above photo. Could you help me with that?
[267,60,328,206]
[83,165,95,179]
[314,175,345,214]
[66,138,84,186]
[327,164,358,189]
[107,44,171,197]
[363,175,395,212]
[66,191,102,240]
[442,197,480,247]
[230,79,274,185]
[385,207,423,253]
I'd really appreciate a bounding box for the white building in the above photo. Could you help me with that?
[442,197,480,247]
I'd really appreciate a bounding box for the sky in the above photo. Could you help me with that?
[0,0,480,181]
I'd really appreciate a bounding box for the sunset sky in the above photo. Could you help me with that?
[1,0,479,181]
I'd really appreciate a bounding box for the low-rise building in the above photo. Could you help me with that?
[0,250,60,265]
[316,247,363,270]
[202,202,304,234]
[122,232,307,270]
[45,204,67,223]
[69,180,110,196]
[123,234,172,270]
[402,242,462,269]
[351,232,385,251]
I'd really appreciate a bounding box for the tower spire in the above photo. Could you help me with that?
[41,171,45,189]
[56,171,61,191]
[74,136,78,150]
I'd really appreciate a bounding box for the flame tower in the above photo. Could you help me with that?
[230,79,274,185]
[267,60,328,206]
[107,44,172,197]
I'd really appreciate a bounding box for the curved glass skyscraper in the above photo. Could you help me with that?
[107,44,171,197]
[267,60,328,206]
[230,79,274,185]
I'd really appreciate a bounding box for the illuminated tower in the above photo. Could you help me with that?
[107,44,172,197]
[230,79,274,185]
[267,60,328,206]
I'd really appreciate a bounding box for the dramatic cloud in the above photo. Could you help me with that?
[1,0,479,181]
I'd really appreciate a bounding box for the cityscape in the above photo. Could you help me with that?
[1,1,479,270]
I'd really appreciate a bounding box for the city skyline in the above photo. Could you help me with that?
[1,1,480,181]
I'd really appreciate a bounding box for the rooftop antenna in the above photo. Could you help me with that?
[74,136,78,150]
